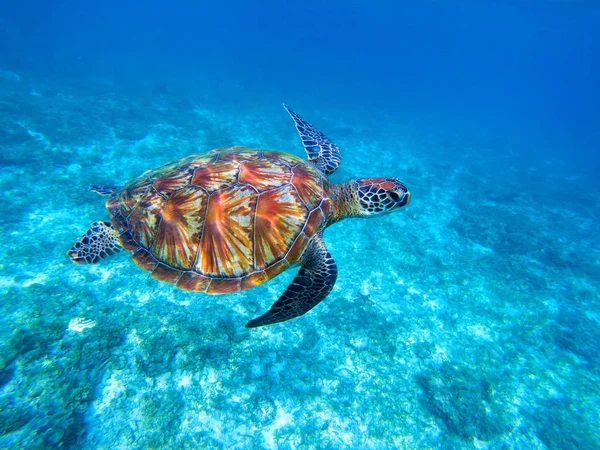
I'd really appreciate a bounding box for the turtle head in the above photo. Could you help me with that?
[342,178,410,217]
[353,177,410,216]
[329,177,410,222]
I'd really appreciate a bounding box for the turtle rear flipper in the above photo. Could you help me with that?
[90,185,119,196]
[68,221,122,264]
[246,235,337,328]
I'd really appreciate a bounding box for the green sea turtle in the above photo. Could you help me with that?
[68,105,410,327]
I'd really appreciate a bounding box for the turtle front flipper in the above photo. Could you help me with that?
[246,234,337,328]
[67,221,122,264]
[283,104,342,175]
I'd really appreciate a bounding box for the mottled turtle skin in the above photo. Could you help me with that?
[107,147,331,294]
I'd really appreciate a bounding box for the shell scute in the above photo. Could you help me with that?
[110,213,128,233]
[254,185,308,271]
[304,207,326,237]
[176,271,210,292]
[207,278,242,294]
[132,248,157,272]
[191,162,238,192]
[127,189,165,248]
[241,271,269,291]
[118,230,139,252]
[219,148,262,164]
[151,264,182,284]
[153,171,191,197]
[151,186,207,270]
[197,184,256,277]
[177,153,218,169]
[285,232,309,264]
[118,183,150,217]
[291,165,324,209]
[262,150,300,167]
[264,258,290,280]
[239,159,291,191]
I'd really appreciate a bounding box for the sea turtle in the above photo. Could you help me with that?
[68,105,410,327]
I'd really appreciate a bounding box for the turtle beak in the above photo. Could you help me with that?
[393,185,410,208]
[391,179,410,208]
[403,191,411,206]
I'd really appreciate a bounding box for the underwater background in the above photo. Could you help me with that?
[1,0,599,448]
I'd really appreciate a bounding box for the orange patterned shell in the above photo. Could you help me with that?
[106,147,331,294]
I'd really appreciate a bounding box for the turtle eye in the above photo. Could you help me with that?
[389,191,401,202]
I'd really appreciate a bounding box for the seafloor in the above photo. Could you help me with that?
[1,71,599,449]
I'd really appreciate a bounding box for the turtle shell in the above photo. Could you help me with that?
[106,147,331,294]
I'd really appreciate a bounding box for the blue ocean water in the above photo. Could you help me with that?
[1,0,599,448]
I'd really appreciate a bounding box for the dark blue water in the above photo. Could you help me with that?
[1,1,599,448]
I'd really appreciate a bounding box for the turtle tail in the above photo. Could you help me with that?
[68,221,122,264]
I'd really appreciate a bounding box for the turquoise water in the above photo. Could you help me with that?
[1,71,598,449]
[1,1,600,447]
